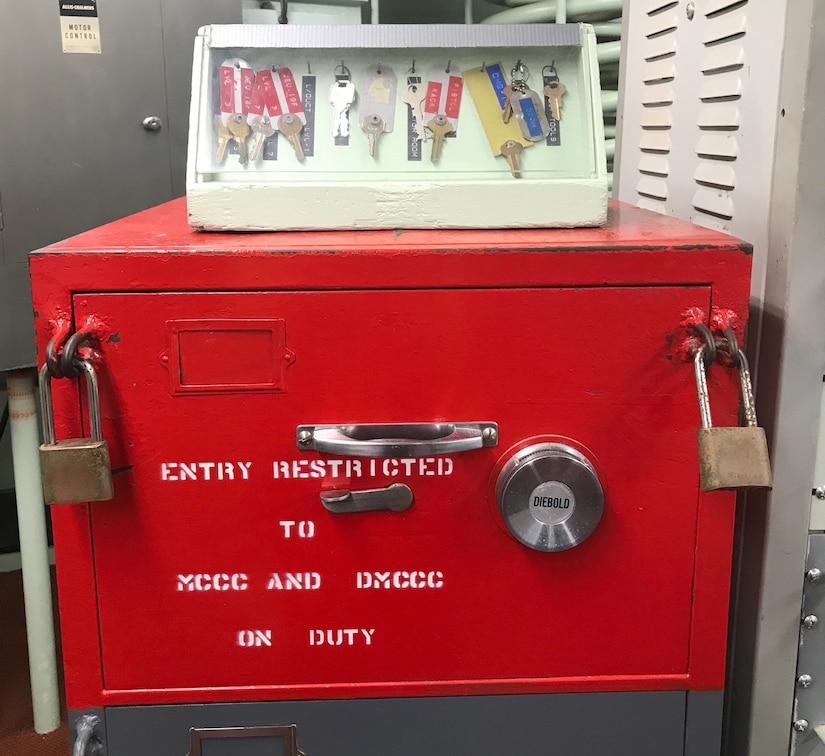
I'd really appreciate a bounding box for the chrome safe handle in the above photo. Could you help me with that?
[320,483,414,513]
[296,422,498,457]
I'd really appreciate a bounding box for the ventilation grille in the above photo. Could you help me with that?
[691,1,746,229]
[635,0,678,214]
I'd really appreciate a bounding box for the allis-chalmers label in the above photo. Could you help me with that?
[160,457,455,481]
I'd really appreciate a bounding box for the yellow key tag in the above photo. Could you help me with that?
[463,63,533,157]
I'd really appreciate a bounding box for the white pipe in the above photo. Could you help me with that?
[370,0,379,24]
[465,0,474,24]
[556,0,567,23]
[481,0,623,24]
[601,89,619,112]
[7,369,60,734]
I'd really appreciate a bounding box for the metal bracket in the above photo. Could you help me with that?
[792,534,825,752]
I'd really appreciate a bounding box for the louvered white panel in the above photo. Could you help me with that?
[644,35,677,60]
[641,108,673,128]
[616,0,780,311]
[704,0,748,16]
[703,8,747,44]
[701,42,746,73]
[643,60,676,83]
[637,198,668,214]
[647,0,677,14]
[691,213,729,233]
[695,133,739,159]
[638,155,670,176]
[637,177,669,199]
[700,73,743,101]
[694,162,736,189]
[692,188,734,219]
[697,104,740,129]
[646,10,678,37]
[640,132,672,152]
[641,82,675,105]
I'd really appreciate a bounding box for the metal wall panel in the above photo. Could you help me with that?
[0,0,240,370]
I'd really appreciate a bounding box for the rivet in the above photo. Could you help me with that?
[798,674,813,688]
[793,719,809,732]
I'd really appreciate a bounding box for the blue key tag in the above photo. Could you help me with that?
[509,63,551,142]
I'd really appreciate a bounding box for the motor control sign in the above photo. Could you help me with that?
[59,0,101,54]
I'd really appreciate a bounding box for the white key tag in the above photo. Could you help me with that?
[509,62,551,142]
[361,64,397,134]
[218,58,254,155]
[330,64,356,145]
[423,62,464,137]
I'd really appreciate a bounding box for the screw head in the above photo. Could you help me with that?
[815,487,825,500]
[482,426,497,442]
[803,615,820,629]
[794,719,810,732]
[297,430,313,446]
[798,674,814,688]
[807,568,823,583]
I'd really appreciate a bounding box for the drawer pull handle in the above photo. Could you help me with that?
[297,422,498,457]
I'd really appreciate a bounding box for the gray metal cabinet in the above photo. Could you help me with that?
[0,0,240,370]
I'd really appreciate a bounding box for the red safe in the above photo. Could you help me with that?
[30,199,752,756]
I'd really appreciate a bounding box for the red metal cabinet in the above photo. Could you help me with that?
[30,199,752,754]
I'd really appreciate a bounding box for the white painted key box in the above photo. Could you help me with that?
[186,24,607,231]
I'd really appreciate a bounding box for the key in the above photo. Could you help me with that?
[501,85,514,123]
[401,82,427,141]
[215,117,232,162]
[544,81,567,121]
[228,113,251,164]
[248,115,276,162]
[330,79,356,137]
[501,140,523,178]
[278,113,305,161]
[427,115,453,162]
[362,114,386,157]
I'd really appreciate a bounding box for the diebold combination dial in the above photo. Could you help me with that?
[495,442,604,552]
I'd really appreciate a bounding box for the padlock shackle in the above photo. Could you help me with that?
[38,364,56,446]
[38,359,103,445]
[76,359,103,441]
[736,350,758,428]
[693,346,713,430]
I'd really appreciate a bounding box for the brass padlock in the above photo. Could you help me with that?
[694,344,772,492]
[39,359,114,504]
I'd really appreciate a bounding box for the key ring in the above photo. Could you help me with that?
[334,63,351,79]
[511,60,529,83]
[542,63,558,78]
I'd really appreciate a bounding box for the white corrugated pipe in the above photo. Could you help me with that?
[7,368,60,734]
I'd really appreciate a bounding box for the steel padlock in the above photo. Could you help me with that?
[693,344,772,492]
[39,359,114,504]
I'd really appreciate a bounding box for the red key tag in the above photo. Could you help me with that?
[218,58,254,125]
[271,66,306,124]
[423,63,464,134]
[254,69,284,128]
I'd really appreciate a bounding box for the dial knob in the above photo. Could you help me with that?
[496,442,604,552]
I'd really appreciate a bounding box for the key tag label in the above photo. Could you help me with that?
[361,64,397,133]
[510,63,551,142]
[404,74,424,161]
[542,64,563,147]
[219,58,254,126]
[270,66,306,124]
[463,62,532,156]
[424,63,463,136]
